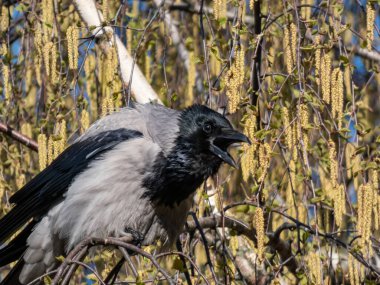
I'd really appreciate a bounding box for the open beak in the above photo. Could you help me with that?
[209,128,251,168]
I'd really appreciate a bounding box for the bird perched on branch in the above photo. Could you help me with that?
[0,103,249,284]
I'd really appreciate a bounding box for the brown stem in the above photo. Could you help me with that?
[0,122,38,152]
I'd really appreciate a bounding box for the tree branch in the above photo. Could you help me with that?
[0,122,38,152]
[186,214,298,275]
[73,0,162,104]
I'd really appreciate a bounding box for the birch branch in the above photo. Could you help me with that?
[73,0,162,104]
[154,0,191,70]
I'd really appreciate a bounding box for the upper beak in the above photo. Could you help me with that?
[209,128,251,168]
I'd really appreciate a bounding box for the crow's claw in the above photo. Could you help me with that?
[122,228,144,247]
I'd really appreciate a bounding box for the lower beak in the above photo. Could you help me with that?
[210,129,251,168]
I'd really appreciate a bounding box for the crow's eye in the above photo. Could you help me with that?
[203,123,212,134]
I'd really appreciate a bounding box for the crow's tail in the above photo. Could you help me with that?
[0,221,36,267]
[0,259,24,285]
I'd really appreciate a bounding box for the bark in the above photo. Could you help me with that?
[73,0,162,104]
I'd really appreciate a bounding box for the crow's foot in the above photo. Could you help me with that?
[120,228,144,247]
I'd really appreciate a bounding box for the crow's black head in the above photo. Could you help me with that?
[143,105,250,206]
[178,104,250,169]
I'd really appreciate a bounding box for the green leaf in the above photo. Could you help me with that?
[172,257,185,272]
[339,55,350,65]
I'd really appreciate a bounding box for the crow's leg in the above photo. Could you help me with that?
[119,228,144,247]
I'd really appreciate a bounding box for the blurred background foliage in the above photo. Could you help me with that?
[1,0,380,284]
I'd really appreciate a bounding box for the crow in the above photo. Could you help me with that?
[0,103,249,284]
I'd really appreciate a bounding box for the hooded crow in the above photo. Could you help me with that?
[0,103,250,284]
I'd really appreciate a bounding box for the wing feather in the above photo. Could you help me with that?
[0,129,142,243]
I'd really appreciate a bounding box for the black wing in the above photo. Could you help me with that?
[0,128,142,243]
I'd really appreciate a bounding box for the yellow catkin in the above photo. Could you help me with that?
[0,172,5,201]
[301,0,313,21]
[241,115,257,181]
[366,4,375,51]
[225,47,245,113]
[145,52,151,83]
[298,204,307,223]
[1,6,9,32]
[284,26,293,74]
[254,207,265,261]
[51,42,57,84]
[42,0,54,43]
[286,183,295,217]
[307,252,322,285]
[67,26,79,70]
[2,43,11,101]
[38,134,47,171]
[213,0,220,19]
[328,140,338,187]
[101,95,109,117]
[281,107,292,151]
[2,63,10,101]
[300,104,309,163]
[348,254,361,285]
[187,52,196,105]
[47,136,54,164]
[105,47,118,84]
[225,71,236,113]
[34,24,43,56]
[314,35,321,85]
[72,26,79,70]
[249,0,254,10]
[378,195,380,232]
[1,43,6,56]
[236,48,245,86]
[213,0,226,20]
[107,92,114,112]
[210,52,221,77]
[59,120,66,154]
[357,184,374,250]
[290,23,297,66]
[331,68,339,119]
[132,0,139,17]
[331,68,343,129]
[289,159,296,192]
[21,123,33,138]
[43,42,53,76]
[84,54,97,111]
[334,184,345,227]
[336,70,344,129]
[371,170,379,230]
[258,143,271,182]
[321,53,331,104]
[292,122,299,161]
[53,139,60,160]
[102,0,109,22]
[242,143,257,182]
[300,104,309,128]
[81,110,90,133]
[343,68,352,106]
[244,115,256,142]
